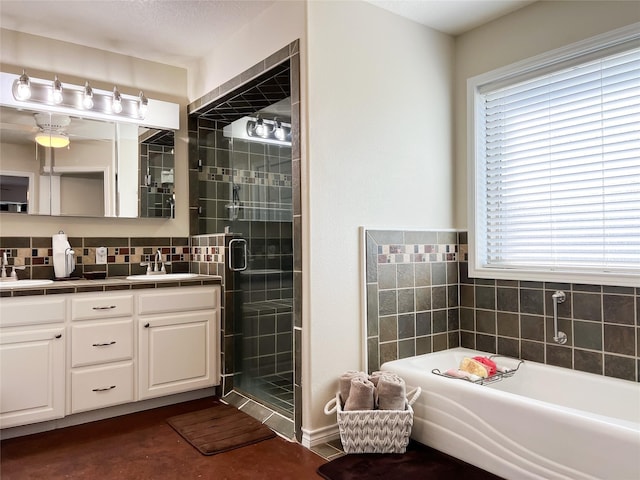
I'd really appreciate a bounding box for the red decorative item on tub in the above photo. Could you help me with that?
[473,356,497,376]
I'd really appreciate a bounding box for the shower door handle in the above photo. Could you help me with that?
[228,238,248,271]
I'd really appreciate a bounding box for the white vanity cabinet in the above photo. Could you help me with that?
[138,286,219,400]
[69,293,134,413]
[0,281,221,431]
[0,296,66,428]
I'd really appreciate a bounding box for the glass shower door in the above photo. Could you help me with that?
[227,108,294,417]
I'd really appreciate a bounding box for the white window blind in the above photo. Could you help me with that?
[470,29,640,285]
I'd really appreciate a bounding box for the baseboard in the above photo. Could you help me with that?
[300,422,340,448]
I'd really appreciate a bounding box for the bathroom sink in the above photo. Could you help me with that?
[126,273,199,281]
[0,279,55,288]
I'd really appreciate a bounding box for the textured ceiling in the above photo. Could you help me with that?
[0,1,535,69]
[0,0,276,69]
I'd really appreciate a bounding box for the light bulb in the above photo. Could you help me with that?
[83,82,94,109]
[15,70,31,101]
[138,91,148,118]
[52,76,63,105]
[274,120,286,141]
[255,118,267,138]
[112,86,122,113]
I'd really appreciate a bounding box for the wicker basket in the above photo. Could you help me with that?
[323,387,421,454]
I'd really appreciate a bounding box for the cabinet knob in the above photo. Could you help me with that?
[144,323,150,328]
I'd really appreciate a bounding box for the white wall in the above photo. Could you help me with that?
[454,0,640,228]
[188,1,306,102]
[305,0,455,435]
[0,28,189,237]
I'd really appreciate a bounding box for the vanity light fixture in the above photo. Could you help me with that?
[245,116,291,145]
[52,76,63,105]
[111,86,123,113]
[82,82,94,109]
[14,70,31,100]
[3,70,178,128]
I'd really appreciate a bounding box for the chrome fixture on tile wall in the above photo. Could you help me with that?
[245,116,291,145]
[10,70,148,120]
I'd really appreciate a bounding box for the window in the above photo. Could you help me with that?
[468,25,640,287]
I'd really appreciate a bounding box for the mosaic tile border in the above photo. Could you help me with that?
[200,166,292,188]
[377,243,458,264]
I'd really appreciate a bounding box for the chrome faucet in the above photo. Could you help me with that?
[0,251,25,281]
[155,249,163,272]
[139,249,171,275]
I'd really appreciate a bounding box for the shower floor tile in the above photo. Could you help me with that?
[234,372,294,418]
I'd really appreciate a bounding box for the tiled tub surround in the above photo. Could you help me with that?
[0,237,191,280]
[365,229,640,383]
[366,230,461,373]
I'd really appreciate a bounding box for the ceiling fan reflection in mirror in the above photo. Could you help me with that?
[34,112,70,148]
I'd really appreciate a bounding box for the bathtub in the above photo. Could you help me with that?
[381,348,640,480]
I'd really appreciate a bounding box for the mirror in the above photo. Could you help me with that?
[0,105,174,218]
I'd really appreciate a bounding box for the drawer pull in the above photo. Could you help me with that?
[92,305,117,310]
[92,385,116,392]
[92,341,116,347]
[144,323,150,328]
[54,334,62,339]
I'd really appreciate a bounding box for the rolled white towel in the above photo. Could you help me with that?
[344,376,376,411]
[376,374,406,410]
[339,370,368,406]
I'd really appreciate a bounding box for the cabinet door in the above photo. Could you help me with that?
[138,311,219,400]
[0,327,65,428]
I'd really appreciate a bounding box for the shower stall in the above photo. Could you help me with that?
[190,60,296,418]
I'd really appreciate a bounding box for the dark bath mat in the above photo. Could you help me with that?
[317,441,504,480]
[167,403,276,455]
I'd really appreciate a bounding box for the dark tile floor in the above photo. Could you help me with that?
[0,397,325,480]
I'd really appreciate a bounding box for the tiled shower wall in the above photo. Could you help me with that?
[139,143,175,218]
[366,229,640,383]
[191,233,293,389]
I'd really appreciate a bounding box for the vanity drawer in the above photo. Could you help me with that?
[0,296,65,327]
[71,319,133,367]
[138,287,218,315]
[71,362,134,413]
[71,294,133,321]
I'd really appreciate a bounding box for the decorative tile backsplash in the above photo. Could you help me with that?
[0,236,190,280]
[365,229,639,383]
